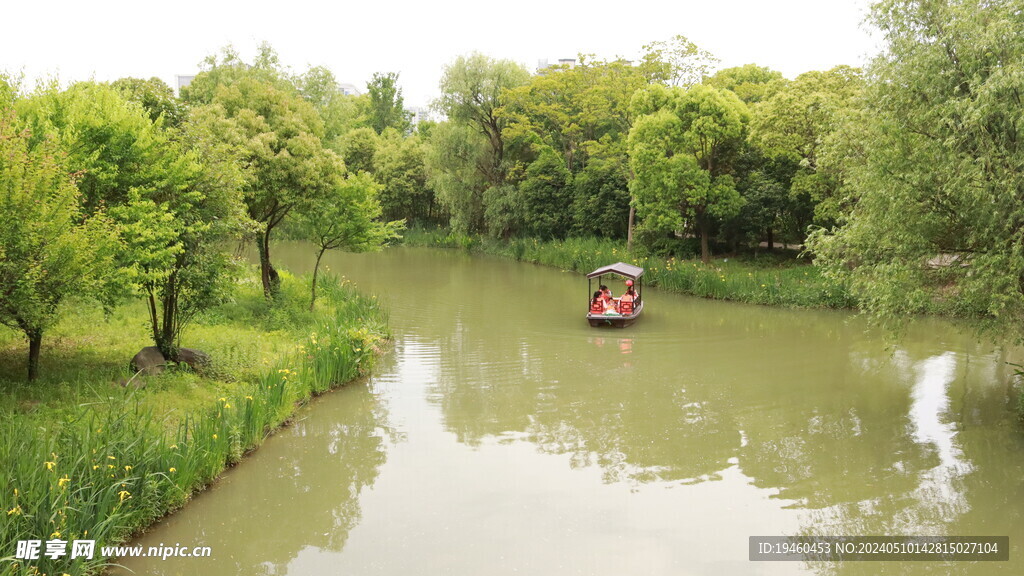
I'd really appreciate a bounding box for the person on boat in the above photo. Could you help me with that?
[589,291,605,314]
[619,280,636,314]
[621,280,636,300]
[601,289,619,314]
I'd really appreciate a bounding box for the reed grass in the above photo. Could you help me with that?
[402,230,854,309]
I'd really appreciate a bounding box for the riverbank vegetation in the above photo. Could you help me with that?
[0,270,388,576]
[403,229,855,309]
[1,44,399,576]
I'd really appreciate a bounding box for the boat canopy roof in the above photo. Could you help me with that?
[586,262,645,280]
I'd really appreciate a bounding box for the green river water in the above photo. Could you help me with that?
[113,245,1024,575]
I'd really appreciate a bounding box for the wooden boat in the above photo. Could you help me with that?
[586,262,644,328]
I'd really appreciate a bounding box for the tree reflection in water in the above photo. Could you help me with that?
[425,300,1024,575]
[112,380,391,576]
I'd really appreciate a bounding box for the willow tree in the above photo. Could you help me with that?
[430,53,529,234]
[628,84,749,262]
[809,0,1024,333]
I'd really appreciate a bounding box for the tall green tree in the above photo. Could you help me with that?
[111,76,186,127]
[181,43,293,105]
[296,65,369,151]
[750,66,862,225]
[501,56,646,172]
[17,82,168,212]
[499,56,646,239]
[809,0,1024,331]
[341,127,379,174]
[190,70,338,298]
[374,130,434,224]
[18,81,249,359]
[705,64,784,105]
[569,146,631,238]
[366,72,410,135]
[0,110,118,380]
[628,84,749,262]
[726,150,802,251]
[519,146,572,239]
[641,35,719,87]
[296,172,404,310]
[434,53,530,199]
[117,109,248,359]
[0,73,17,107]
[424,121,489,233]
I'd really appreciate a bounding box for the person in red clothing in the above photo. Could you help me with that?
[601,288,619,314]
[619,279,637,314]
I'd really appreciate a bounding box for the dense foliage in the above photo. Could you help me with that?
[5,0,1024,366]
[0,45,399,379]
[417,39,860,259]
[808,0,1024,337]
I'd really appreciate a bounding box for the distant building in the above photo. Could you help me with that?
[536,58,577,75]
[339,83,361,96]
[175,75,195,96]
[406,106,433,129]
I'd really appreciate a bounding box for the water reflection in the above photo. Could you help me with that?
[112,381,390,576]
[903,353,973,527]
[116,244,1024,576]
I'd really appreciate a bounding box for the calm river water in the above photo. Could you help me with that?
[114,244,1024,575]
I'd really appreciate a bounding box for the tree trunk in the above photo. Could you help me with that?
[147,288,160,345]
[310,247,326,312]
[27,330,42,382]
[766,227,775,252]
[259,229,279,299]
[700,222,711,264]
[626,205,636,252]
[159,273,179,361]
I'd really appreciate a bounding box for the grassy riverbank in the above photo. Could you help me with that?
[402,228,855,309]
[0,270,388,576]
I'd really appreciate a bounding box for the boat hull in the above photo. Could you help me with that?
[586,301,643,328]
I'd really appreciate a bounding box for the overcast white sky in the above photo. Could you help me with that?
[2,0,880,107]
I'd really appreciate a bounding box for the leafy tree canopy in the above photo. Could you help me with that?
[0,109,119,380]
[629,84,749,262]
[112,76,186,127]
[367,72,410,135]
[705,64,784,104]
[808,0,1024,335]
[641,35,719,87]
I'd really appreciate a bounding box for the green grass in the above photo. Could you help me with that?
[402,229,854,309]
[0,269,389,576]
